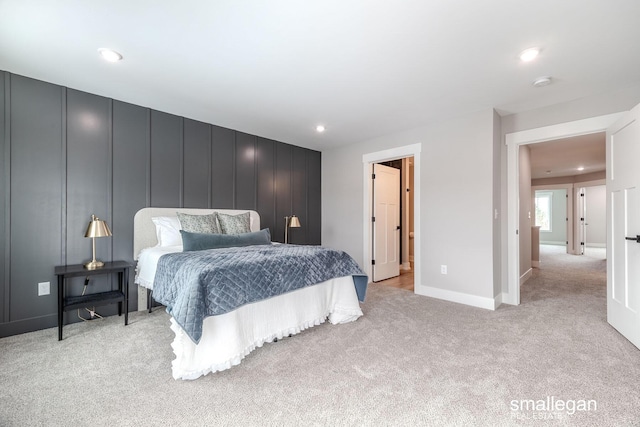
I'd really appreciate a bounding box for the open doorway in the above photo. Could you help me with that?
[362,143,422,295]
[371,158,415,291]
[505,113,622,305]
[527,133,607,272]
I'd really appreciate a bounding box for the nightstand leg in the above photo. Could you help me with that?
[124,268,129,326]
[117,272,123,317]
[58,276,64,341]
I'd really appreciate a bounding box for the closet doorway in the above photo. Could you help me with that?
[371,158,415,290]
[362,143,421,293]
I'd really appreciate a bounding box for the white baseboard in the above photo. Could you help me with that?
[493,292,503,308]
[520,268,533,285]
[586,243,606,248]
[501,292,516,305]
[502,267,536,306]
[532,260,540,268]
[417,285,497,311]
[400,262,412,271]
[540,241,566,246]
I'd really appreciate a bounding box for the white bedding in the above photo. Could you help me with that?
[134,242,364,380]
[171,276,362,380]
[135,245,182,290]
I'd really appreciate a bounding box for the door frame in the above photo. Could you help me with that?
[505,113,623,305]
[363,143,421,292]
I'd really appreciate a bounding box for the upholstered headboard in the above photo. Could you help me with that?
[133,207,261,260]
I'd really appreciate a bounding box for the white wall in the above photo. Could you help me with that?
[492,110,502,298]
[501,83,640,135]
[321,83,640,309]
[585,185,606,246]
[323,109,497,307]
[500,83,640,294]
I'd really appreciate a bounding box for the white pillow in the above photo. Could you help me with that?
[151,216,182,247]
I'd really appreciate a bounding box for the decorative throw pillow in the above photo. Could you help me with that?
[151,216,182,247]
[181,228,271,251]
[216,212,251,234]
[176,212,221,234]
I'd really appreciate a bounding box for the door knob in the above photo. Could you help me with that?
[625,235,640,243]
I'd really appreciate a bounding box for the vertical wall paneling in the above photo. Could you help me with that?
[291,146,308,244]
[150,111,182,207]
[235,132,257,210]
[0,70,322,337]
[60,89,67,265]
[1,72,8,322]
[275,142,292,243]
[307,150,322,245]
[112,101,149,310]
[145,109,151,207]
[256,137,276,236]
[211,125,235,208]
[183,119,211,208]
[10,76,64,321]
[65,89,112,305]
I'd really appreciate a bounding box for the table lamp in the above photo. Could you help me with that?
[284,215,301,244]
[84,214,112,269]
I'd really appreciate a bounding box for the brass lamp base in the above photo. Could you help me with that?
[84,260,104,270]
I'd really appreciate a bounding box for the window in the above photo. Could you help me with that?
[535,191,553,232]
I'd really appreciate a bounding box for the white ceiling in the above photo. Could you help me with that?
[529,132,605,179]
[1,1,639,151]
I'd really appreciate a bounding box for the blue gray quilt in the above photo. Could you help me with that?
[152,244,368,343]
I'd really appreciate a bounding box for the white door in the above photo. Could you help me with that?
[372,164,400,282]
[607,102,640,349]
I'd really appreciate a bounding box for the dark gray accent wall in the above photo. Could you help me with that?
[291,147,308,244]
[307,151,322,244]
[235,132,257,210]
[211,126,235,208]
[1,73,8,324]
[10,76,64,329]
[275,143,292,243]
[0,71,321,338]
[183,119,210,208]
[150,111,183,208]
[256,137,276,235]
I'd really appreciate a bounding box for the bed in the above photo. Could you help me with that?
[133,207,368,380]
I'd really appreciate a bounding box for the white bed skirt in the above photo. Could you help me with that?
[169,276,363,380]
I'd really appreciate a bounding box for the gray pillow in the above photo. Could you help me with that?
[176,212,221,234]
[216,212,251,234]
[181,229,271,251]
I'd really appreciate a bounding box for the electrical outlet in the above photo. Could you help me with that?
[440,265,447,275]
[38,281,50,296]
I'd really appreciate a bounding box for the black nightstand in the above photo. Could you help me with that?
[55,261,131,340]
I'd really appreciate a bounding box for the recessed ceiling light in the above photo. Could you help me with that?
[316,125,325,133]
[532,76,552,87]
[577,166,585,171]
[98,48,123,63]
[519,47,540,62]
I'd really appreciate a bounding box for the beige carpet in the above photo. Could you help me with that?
[1,246,639,426]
